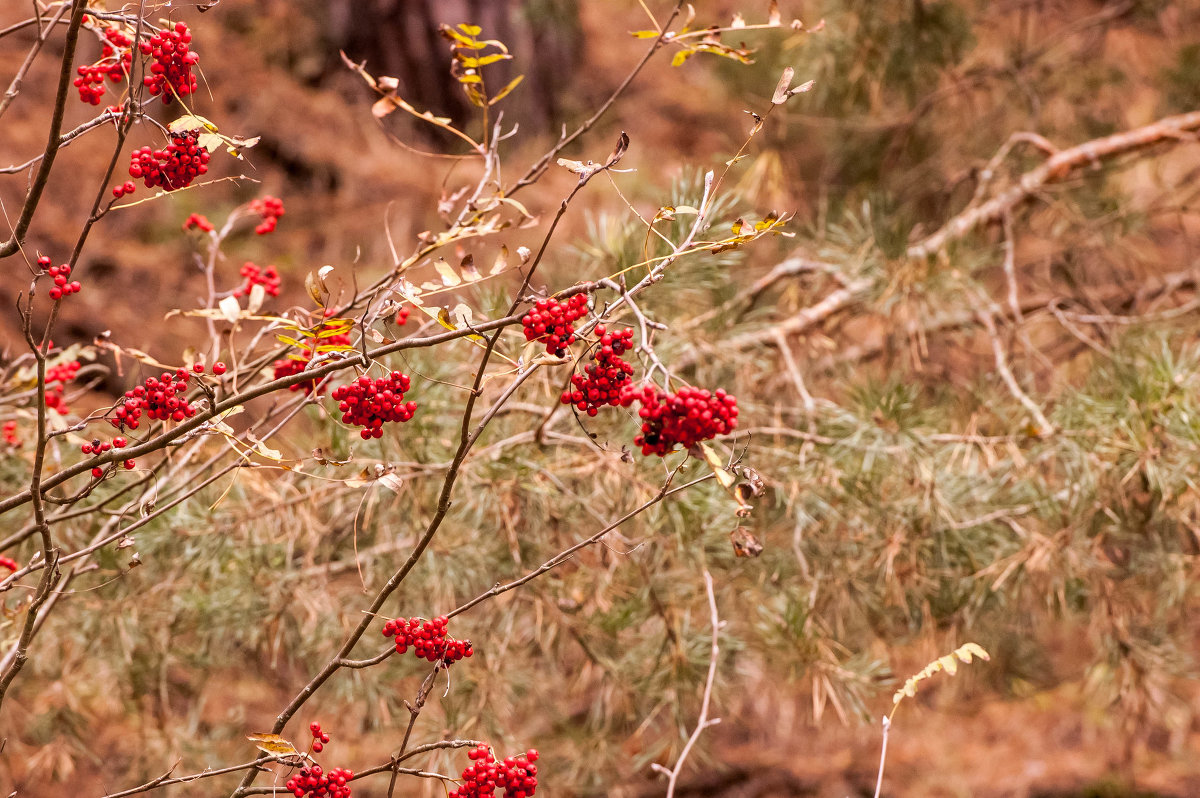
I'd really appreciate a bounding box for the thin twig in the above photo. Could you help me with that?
[653,570,722,798]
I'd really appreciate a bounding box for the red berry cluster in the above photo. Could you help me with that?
[331,372,416,440]
[273,328,352,395]
[285,767,352,798]
[80,435,126,455]
[45,359,81,415]
[250,196,285,234]
[232,262,281,298]
[2,421,19,448]
[112,180,137,199]
[39,256,82,301]
[74,25,132,105]
[82,437,135,470]
[128,131,210,192]
[283,722,351,797]
[622,385,739,456]
[450,745,539,798]
[382,616,473,665]
[561,325,635,416]
[308,721,331,754]
[183,213,214,232]
[110,369,196,430]
[394,306,410,326]
[0,557,18,573]
[521,295,589,356]
[139,23,199,104]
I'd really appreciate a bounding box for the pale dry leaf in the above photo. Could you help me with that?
[218,295,241,323]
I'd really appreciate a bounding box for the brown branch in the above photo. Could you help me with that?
[0,1,71,120]
[449,468,711,619]
[0,0,88,259]
[907,110,1200,260]
[673,277,873,371]
[651,570,722,798]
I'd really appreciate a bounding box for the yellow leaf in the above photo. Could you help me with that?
[699,443,736,488]
[432,257,462,287]
[490,245,510,276]
[488,74,524,105]
[168,114,218,133]
[246,733,299,757]
[197,132,223,152]
[630,29,662,38]
[955,642,990,663]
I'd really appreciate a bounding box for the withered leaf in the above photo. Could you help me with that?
[605,131,630,168]
[730,527,764,558]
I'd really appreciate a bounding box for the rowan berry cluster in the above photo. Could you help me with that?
[0,557,18,573]
[249,196,285,234]
[561,325,635,416]
[450,745,539,798]
[308,721,332,754]
[2,421,19,448]
[521,295,589,356]
[128,131,210,192]
[232,262,281,297]
[40,256,82,301]
[273,328,352,395]
[44,359,81,415]
[623,385,739,456]
[80,435,126,455]
[139,23,199,104]
[74,25,132,105]
[285,766,352,798]
[382,616,473,665]
[112,180,137,199]
[81,434,136,472]
[110,369,196,430]
[183,213,213,232]
[331,372,417,440]
[394,306,410,326]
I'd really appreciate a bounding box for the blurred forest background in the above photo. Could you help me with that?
[3,0,1200,796]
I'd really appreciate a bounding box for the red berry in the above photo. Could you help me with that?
[91,467,103,478]
[212,362,226,375]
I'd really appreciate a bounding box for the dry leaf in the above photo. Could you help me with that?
[730,526,764,557]
[218,296,241,323]
[246,733,300,757]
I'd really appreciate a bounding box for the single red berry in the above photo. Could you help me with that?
[212,362,226,375]
[123,459,135,469]
[193,363,205,373]
[91,467,103,478]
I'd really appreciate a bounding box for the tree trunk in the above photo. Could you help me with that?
[327,0,582,143]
